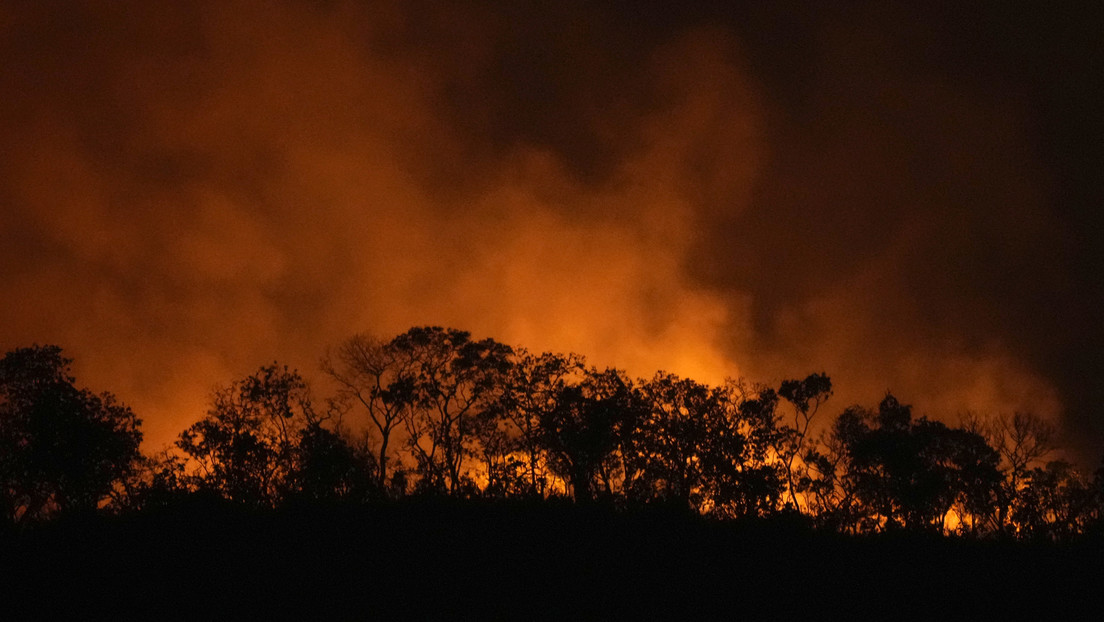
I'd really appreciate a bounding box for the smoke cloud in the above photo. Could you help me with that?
[2,2,1100,460]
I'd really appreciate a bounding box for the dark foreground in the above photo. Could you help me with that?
[2,499,1103,620]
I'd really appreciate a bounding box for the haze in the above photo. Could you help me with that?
[2,2,1101,461]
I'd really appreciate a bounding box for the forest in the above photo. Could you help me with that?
[3,327,1104,616]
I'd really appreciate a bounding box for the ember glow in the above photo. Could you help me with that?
[2,2,1101,460]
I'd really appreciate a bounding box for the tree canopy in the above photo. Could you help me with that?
[0,345,142,522]
[1,331,1101,542]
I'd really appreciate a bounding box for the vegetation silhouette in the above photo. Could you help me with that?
[0,345,142,524]
[2,332,1104,616]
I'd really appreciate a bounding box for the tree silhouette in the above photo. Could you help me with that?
[0,345,143,523]
[834,394,1001,533]
[323,334,416,488]
[627,372,726,511]
[538,367,644,502]
[116,449,191,512]
[963,411,1056,534]
[488,349,586,497]
[775,373,833,512]
[702,382,784,518]
[389,327,513,494]
[291,422,377,502]
[176,364,318,507]
[1012,460,1099,540]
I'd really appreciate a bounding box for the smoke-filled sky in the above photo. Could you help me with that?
[3,1,1102,460]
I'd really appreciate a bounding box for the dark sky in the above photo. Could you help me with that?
[2,1,1102,460]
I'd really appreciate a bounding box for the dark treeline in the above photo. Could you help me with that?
[3,326,1102,541]
[6,329,1104,617]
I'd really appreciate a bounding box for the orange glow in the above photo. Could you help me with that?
[0,1,1079,460]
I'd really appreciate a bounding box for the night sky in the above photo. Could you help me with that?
[2,1,1102,461]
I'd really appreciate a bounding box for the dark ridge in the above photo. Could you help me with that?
[2,499,1102,619]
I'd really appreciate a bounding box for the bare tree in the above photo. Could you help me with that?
[322,334,414,487]
[962,411,1055,533]
[775,373,833,512]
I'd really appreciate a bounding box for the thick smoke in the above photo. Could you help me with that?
[1,2,1099,459]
